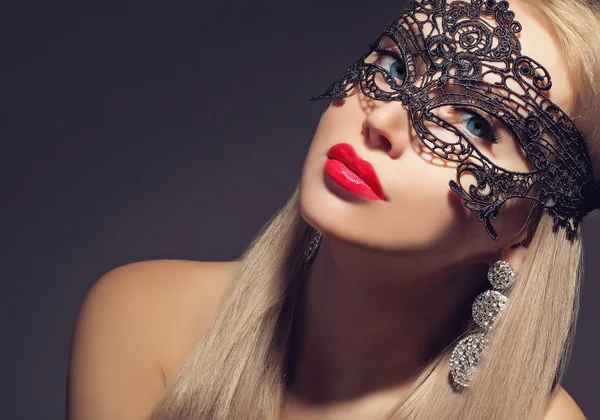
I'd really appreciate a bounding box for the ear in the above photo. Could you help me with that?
[498,242,528,274]
[485,203,540,273]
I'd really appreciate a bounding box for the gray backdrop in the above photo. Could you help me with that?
[3,1,598,419]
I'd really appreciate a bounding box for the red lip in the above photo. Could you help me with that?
[325,143,387,200]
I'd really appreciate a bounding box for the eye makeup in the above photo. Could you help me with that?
[311,0,599,240]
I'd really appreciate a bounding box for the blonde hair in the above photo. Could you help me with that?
[151,1,600,419]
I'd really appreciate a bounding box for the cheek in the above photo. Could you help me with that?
[492,197,538,242]
[369,167,473,249]
[310,100,364,147]
[299,97,510,255]
[301,145,475,253]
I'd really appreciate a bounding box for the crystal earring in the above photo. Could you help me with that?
[304,230,322,263]
[449,260,516,387]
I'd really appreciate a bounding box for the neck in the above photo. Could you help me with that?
[286,234,488,407]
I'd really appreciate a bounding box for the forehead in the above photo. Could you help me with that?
[508,0,574,114]
[400,0,573,114]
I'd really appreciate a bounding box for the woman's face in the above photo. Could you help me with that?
[300,0,575,264]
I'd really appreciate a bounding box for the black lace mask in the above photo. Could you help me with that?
[311,0,600,240]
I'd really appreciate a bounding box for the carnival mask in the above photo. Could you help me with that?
[311,0,599,240]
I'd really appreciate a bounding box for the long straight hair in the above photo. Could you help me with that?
[151,1,600,418]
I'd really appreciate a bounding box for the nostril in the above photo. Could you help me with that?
[366,123,396,156]
[363,101,411,159]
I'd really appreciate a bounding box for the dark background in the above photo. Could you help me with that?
[2,1,599,419]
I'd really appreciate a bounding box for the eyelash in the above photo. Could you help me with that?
[370,42,409,86]
[372,41,403,61]
[369,42,500,146]
[452,106,500,145]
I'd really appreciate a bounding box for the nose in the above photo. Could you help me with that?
[364,101,411,159]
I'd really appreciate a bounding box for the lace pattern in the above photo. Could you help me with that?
[311,0,599,240]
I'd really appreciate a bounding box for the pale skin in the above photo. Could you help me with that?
[67,1,587,419]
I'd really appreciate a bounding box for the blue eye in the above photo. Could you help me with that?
[377,54,407,82]
[464,113,499,144]
[390,60,407,80]
[466,115,488,137]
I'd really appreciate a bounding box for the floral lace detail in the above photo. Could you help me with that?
[311,0,599,240]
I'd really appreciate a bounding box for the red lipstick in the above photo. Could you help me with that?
[324,143,386,200]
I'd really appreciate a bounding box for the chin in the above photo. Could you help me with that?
[298,179,328,233]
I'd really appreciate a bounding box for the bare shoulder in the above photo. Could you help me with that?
[67,259,241,420]
[543,385,586,420]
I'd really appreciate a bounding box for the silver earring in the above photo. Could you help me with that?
[449,260,516,387]
[304,230,322,263]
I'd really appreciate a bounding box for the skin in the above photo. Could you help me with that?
[67,261,584,420]
[67,1,586,419]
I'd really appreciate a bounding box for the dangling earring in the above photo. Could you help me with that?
[304,230,322,263]
[449,260,516,387]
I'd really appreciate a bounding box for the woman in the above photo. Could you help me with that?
[67,0,597,419]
